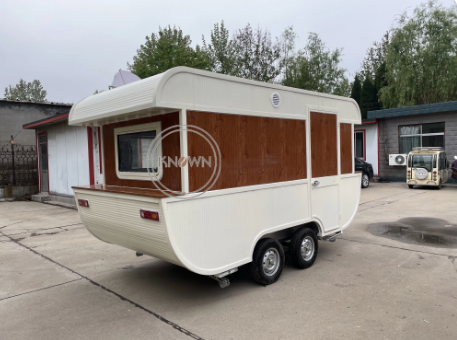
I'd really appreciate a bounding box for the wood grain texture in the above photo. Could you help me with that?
[103,112,181,191]
[310,112,337,178]
[187,111,307,192]
[340,123,353,174]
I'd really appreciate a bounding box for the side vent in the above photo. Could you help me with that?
[271,92,281,108]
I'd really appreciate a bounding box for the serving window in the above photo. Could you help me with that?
[114,122,162,181]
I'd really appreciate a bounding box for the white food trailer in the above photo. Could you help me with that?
[69,67,362,287]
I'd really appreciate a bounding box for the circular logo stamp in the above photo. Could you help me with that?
[146,125,221,199]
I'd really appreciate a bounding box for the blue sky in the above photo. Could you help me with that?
[1,0,455,103]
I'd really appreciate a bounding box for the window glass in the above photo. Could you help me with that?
[40,144,48,171]
[400,136,420,154]
[413,155,432,172]
[422,123,444,134]
[39,135,47,144]
[433,155,437,168]
[354,132,364,158]
[118,130,158,173]
[400,126,420,135]
[422,135,444,148]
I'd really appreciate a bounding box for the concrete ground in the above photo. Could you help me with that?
[1,183,456,340]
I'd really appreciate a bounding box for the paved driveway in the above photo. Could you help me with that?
[1,183,456,340]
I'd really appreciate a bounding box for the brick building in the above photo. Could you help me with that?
[367,101,457,184]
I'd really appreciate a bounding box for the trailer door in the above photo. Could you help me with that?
[310,112,339,232]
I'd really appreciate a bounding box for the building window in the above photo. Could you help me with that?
[399,123,444,154]
[114,122,162,181]
[354,131,365,159]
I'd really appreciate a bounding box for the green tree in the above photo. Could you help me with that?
[128,26,210,79]
[202,21,237,75]
[379,1,457,108]
[359,32,389,81]
[4,79,47,102]
[350,74,362,104]
[374,62,388,93]
[360,76,378,118]
[283,33,350,96]
[233,23,284,82]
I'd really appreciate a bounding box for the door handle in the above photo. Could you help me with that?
[312,180,320,186]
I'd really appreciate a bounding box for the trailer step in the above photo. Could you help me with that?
[318,231,342,242]
[210,275,230,288]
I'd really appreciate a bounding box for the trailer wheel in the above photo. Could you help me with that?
[250,238,284,285]
[290,227,318,269]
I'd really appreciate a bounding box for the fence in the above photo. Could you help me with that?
[0,142,37,186]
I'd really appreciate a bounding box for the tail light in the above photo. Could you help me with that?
[78,199,89,208]
[140,209,160,221]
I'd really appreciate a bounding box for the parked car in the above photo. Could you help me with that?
[407,147,448,189]
[355,158,373,188]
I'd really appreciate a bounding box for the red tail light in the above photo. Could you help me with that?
[78,199,89,208]
[140,209,160,221]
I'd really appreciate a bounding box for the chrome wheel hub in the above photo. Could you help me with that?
[300,236,315,261]
[262,248,280,276]
[362,174,369,187]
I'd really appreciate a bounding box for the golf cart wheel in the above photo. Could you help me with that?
[408,185,414,189]
[289,227,318,269]
[361,173,370,188]
[250,238,284,285]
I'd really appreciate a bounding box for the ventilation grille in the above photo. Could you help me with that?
[271,92,281,108]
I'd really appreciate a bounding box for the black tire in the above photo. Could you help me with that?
[250,238,284,285]
[289,227,318,269]
[408,185,414,189]
[437,180,442,190]
[361,173,370,188]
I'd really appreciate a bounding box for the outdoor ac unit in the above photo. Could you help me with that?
[389,154,407,166]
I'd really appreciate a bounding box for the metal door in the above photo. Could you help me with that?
[310,112,339,232]
[38,134,48,192]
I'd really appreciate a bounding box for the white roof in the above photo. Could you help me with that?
[69,67,361,126]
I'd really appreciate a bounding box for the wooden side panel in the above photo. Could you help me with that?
[340,123,353,174]
[310,112,337,178]
[102,112,181,191]
[187,111,307,192]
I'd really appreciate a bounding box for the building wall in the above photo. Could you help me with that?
[0,100,71,145]
[37,123,90,197]
[355,123,379,176]
[378,111,457,182]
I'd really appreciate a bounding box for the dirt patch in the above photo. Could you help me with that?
[368,217,457,248]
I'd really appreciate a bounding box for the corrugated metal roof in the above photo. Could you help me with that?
[367,101,457,119]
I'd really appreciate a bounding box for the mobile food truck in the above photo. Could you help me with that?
[69,67,362,287]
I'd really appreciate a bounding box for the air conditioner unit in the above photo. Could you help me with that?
[389,154,407,166]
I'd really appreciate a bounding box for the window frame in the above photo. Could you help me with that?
[398,122,445,154]
[114,122,163,181]
[354,130,366,161]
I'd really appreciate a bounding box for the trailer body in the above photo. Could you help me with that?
[70,67,361,279]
